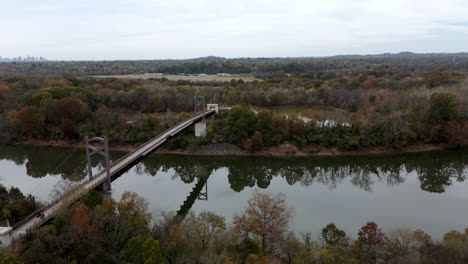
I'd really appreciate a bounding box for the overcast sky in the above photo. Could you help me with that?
[1,0,468,60]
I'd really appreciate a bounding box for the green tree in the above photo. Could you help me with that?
[187,211,226,249]
[82,189,103,209]
[121,236,163,264]
[0,251,21,264]
[321,223,346,245]
[429,92,459,125]
[227,106,257,146]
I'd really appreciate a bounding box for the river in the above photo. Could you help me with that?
[0,144,467,240]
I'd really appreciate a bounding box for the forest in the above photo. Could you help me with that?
[3,188,468,264]
[0,59,467,154]
[0,55,467,263]
[1,53,468,77]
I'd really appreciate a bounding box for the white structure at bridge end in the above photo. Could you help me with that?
[207,104,218,114]
[0,227,12,248]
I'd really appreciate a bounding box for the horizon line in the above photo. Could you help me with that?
[2,51,468,62]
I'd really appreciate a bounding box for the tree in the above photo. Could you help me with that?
[187,211,226,249]
[233,190,293,251]
[356,222,386,247]
[244,131,264,152]
[70,203,91,233]
[354,222,387,264]
[17,106,44,135]
[429,92,459,126]
[82,189,103,209]
[227,106,257,146]
[442,228,468,261]
[321,223,346,245]
[53,97,89,122]
[121,236,163,264]
[445,120,468,147]
[0,251,21,264]
[62,118,77,138]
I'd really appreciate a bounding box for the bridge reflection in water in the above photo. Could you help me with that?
[0,144,467,245]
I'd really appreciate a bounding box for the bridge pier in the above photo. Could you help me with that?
[195,121,207,137]
[101,182,112,193]
[0,227,12,248]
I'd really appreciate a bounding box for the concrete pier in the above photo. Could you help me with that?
[195,121,207,137]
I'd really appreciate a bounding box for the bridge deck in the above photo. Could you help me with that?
[9,109,216,240]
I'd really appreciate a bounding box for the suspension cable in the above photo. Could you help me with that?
[49,138,86,176]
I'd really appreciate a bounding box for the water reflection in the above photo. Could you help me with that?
[0,145,125,180]
[0,145,467,194]
[136,152,468,194]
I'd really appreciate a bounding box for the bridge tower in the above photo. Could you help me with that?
[85,136,112,192]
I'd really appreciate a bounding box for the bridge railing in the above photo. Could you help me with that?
[109,109,215,173]
[10,169,104,233]
[9,109,216,236]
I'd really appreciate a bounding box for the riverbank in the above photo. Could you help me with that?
[10,140,452,157]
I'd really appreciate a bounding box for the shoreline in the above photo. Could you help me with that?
[9,140,454,158]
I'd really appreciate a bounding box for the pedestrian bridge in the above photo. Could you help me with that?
[0,108,217,247]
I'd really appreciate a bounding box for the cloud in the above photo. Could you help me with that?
[1,0,467,59]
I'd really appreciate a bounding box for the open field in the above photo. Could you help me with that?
[91,74,259,82]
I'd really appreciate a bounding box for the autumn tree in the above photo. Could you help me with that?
[234,190,293,251]
[354,222,387,264]
[17,106,45,136]
[244,131,264,152]
[70,203,92,233]
[62,118,77,138]
[53,97,90,122]
[445,120,468,147]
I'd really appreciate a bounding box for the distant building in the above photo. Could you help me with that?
[0,56,48,62]
[217,73,232,76]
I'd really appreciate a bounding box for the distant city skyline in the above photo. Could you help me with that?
[1,0,468,60]
[3,51,468,63]
[0,56,47,62]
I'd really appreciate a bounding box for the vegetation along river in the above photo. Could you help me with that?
[0,144,467,240]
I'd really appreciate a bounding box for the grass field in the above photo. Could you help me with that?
[92,74,259,82]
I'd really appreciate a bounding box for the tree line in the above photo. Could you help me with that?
[0,69,466,152]
[1,54,468,76]
[3,189,468,263]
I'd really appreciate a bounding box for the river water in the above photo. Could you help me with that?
[0,144,467,240]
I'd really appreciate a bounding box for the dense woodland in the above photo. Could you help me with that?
[2,189,468,264]
[1,53,468,77]
[1,56,468,263]
[0,57,467,152]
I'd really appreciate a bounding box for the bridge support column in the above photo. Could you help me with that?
[195,121,207,137]
[0,227,12,248]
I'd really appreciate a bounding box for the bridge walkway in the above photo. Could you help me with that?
[7,109,216,241]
